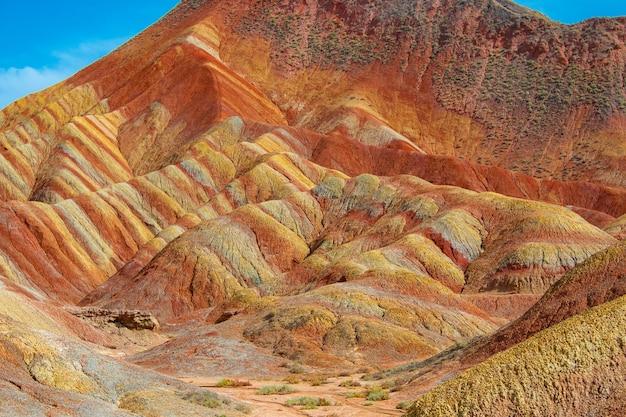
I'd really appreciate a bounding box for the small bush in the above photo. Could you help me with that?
[234,403,252,414]
[390,383,403,392]
[289,363,305,374]
[366,387,390,401]
[345,386,390,401]
[283,375,300,384]
[285,396,333,409]
[339,380,361,388]
[396,400,413,410]
[306,375,328,386]
[379,381,393,390]
[181,392,221,408]
[256,384,296,395]
[215,378,251,388]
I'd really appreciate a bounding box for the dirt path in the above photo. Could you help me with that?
[183,375,405,417]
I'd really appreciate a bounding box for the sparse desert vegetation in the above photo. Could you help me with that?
[0,1,624,417]
[215,378,252,388]
[256,384,296,395]
[285,396,333,409]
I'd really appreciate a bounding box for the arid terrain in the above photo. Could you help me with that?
[0,0,625,416]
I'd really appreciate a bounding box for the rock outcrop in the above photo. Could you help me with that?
[68,307,160,330]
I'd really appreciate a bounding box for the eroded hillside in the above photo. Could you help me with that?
[0,1,624,416]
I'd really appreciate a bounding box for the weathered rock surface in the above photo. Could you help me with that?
[213,0,626,186]
[0,0,624,415]
[371,241,626,413]
[0,286,247,417]
[405,295,626,417]
[68,307,160,330]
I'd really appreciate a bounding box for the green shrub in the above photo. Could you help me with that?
[181,391,221,408]
[396,400,413,410]
[256,384,296,395]
[306,375,328,386]
[339,380,361,387]
[366,387,390,401]
[215,378,251,388]
[285,396,333,409]
[345,391,365,398]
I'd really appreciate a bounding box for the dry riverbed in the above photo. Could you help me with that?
[182,374,405,417]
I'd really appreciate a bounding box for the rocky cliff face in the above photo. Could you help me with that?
[0,1,624,416]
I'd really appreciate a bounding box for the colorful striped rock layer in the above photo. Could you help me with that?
[0,1,625,416]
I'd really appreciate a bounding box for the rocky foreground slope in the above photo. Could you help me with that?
[0,0,624,416]
[406,293,626,417]
[370,241,626,407]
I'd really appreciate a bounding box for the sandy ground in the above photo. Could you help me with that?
[95,323,407,415]
[182,375,405,417]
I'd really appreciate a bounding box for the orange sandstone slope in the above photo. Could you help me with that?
[0,0,625,212]
[0,0,620,306]
[212,0,626,185]
[0,0,624,416]
[369,240,626,382]
[397,241,626,416]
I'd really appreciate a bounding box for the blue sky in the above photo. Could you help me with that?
[515,0,626,24]
[0,1,177,108]
[1,1,625,108]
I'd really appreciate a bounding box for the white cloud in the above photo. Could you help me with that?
[0,67,73,108]
[52,38,126,68]
[0,38,126,109]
